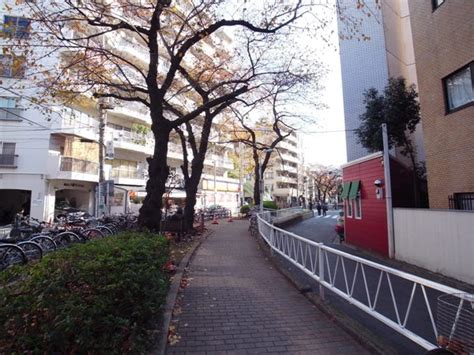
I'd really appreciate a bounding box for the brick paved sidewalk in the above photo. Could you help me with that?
[166,220,369,354]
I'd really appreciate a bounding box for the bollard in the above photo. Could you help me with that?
[200,213,205,231]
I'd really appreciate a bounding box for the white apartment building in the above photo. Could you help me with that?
[263,131,301,207]
[0,3,239,225]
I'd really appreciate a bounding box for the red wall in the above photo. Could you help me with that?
[343,156,388,256]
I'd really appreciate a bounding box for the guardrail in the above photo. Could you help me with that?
[256,211,473,351]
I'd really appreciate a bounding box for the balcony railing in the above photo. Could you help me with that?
[0,154,18,167]
[112,169,145,180]
[448,194,474,211]
[0,107,25,121]
[60,156,98,175]
[112,130,154,147]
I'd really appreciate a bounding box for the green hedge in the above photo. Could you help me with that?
[263,200,278,210]
[0,232,170,354]
[240,205,251,215]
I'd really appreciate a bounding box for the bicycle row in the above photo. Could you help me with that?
[0,213,138,271]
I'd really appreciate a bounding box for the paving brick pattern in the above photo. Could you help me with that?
[167,220,369,354]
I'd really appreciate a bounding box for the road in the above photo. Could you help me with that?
[278,210,437,354]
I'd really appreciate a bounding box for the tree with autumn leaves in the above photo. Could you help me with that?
[4,0,354,229]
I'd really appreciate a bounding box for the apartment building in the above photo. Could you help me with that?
[263,131,301,207]
[338,0,425,165]
[0,2,239,224]
[407,1,474,209]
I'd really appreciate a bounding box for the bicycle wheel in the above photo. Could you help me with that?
[81,228,105,241]
[53,231,82,248]
[17,241,43,261]
[96,226,113,237]
[0,244,27,270]
[104,223,118,234]
[30,235,57,253]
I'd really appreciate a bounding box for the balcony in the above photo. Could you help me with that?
[108,102,150,124]
[0,108,24,121]
[0,154,18,168]
[110,168,147,186]
[109,129,154,155]
[47,152,99,182]
[60,156,98,174]
[53,108,99,141]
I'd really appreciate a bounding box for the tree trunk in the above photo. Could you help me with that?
[253,153,261,205]
[138,125,171,231]
[184,157,205,230]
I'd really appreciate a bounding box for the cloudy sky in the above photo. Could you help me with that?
[300,3,347,168]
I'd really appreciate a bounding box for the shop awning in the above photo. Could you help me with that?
[340,182,351,200]
[348,180,360,199]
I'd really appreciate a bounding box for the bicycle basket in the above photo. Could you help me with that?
[436,293,474,353]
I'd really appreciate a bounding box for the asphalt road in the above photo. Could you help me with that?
[279,210,434,355]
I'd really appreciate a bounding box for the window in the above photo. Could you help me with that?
[0,55,26,78]
[346,200,353,218]
[432,0,445,10]
[0,97,21,120]
[265,171,273,179]
[443,62,474,112]
[0,142,16,166]
[354,196,362,219]
[2,16,31,38]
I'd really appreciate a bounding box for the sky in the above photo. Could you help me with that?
[300,4,347,168]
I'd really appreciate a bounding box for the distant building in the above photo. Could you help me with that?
[264,131,301,207]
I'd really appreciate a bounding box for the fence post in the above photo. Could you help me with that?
[318,245,325,301]
[270,228,274,256]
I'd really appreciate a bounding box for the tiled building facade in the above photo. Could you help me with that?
[408,0,474,208]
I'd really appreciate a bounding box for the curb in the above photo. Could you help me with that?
[151,228,213,355]
[253,231,397,355]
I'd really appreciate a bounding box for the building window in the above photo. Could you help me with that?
[346,200,353,218]
[265,171,273,179]
[354,195,362,219]
[2,16,31,38]
[0,142,17,166]
[0,97,21,120]
[0,55,26,78]
[443,62,474,113]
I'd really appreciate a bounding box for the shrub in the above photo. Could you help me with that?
[0,232,169,354]
[240,205,251,215]
[263,200,278,210]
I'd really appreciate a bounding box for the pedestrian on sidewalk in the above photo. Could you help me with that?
[316,200,321,216]
[308,200,314,217]
[322,202,328,216]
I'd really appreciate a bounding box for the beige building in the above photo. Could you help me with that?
[264,131,301,206]
[407,1,474,209]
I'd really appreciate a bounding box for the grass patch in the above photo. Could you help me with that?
[0,231,170,354]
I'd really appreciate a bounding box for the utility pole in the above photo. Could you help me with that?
[98,100,107,183]
[382,123,395,258]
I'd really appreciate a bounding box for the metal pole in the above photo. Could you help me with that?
[213,159,217,206]
[382,123,395,258]
[318,245,325,300]
[98,101,106,183]
[259,164,264,213]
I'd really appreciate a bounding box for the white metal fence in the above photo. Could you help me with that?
[256,211,473,351]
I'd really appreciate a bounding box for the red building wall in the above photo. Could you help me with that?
[343,156,388,256]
